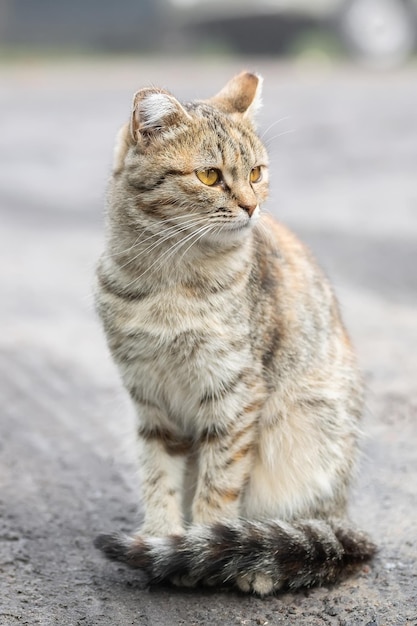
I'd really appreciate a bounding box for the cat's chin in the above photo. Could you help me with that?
[207,219,256,246]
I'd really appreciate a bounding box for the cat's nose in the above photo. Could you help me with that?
[239,203,258,218]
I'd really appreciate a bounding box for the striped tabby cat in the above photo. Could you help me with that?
[94,72,375,595]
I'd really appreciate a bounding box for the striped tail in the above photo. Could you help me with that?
[94,519,376,596]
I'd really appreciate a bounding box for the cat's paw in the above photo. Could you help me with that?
[236,572,276,596]
[170,573,199,588]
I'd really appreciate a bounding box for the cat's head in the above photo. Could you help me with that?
[112,72,269,246]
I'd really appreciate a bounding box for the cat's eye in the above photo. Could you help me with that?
[196,169,220,186]
[250,166,262,184]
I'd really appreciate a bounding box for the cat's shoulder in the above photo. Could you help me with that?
[255,213,317,266]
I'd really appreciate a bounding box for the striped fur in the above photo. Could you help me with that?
[94,72,375,594]
[95,519,375,595]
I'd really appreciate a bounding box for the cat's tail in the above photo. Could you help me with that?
[94,518,376,595]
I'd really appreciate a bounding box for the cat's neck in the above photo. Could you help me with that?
[104,218,255,296]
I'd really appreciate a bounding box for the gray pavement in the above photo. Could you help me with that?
[1,58,416,625]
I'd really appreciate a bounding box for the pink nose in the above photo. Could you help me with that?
[240,203,257,217]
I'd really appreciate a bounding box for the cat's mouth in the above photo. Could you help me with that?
[217,218,250,233]
[222,206,260,231]
[213,216,258,241]
[233,219,252,231]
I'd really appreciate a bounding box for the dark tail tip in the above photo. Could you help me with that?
[94,533,129,562]
[94,532,153,570]
[334,526,377,563]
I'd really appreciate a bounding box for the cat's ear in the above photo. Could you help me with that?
[210,72,263,121]
[130,88,191,142]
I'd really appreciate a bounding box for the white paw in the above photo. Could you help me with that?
[236,572,275,596]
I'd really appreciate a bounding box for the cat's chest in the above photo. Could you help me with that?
[124,286,244,339]
[113,287,251,416]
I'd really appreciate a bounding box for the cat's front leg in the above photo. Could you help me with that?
[136,420,190,537]
[192,399,260,525]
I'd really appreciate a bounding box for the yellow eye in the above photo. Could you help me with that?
[250,166,262,183]
[196,169,220,186]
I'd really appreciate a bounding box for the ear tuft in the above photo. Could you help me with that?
[139,92,179,130]
[210,72,263,121]
[131,88,190,141]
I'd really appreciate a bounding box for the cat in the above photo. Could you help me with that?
[94,72,375,595]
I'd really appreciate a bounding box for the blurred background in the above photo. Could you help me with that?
[1,0,417,65]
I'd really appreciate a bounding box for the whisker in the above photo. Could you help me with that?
[176,224,215,264]
[260,116,291,141]
[264,128,296,148]
[115,216,209,270]
[156,223,213,270]
[146,223,216,282]
[107,233,144,259]
[83,222,216,308]
[121,223,212,289]
[108,214,207,259]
